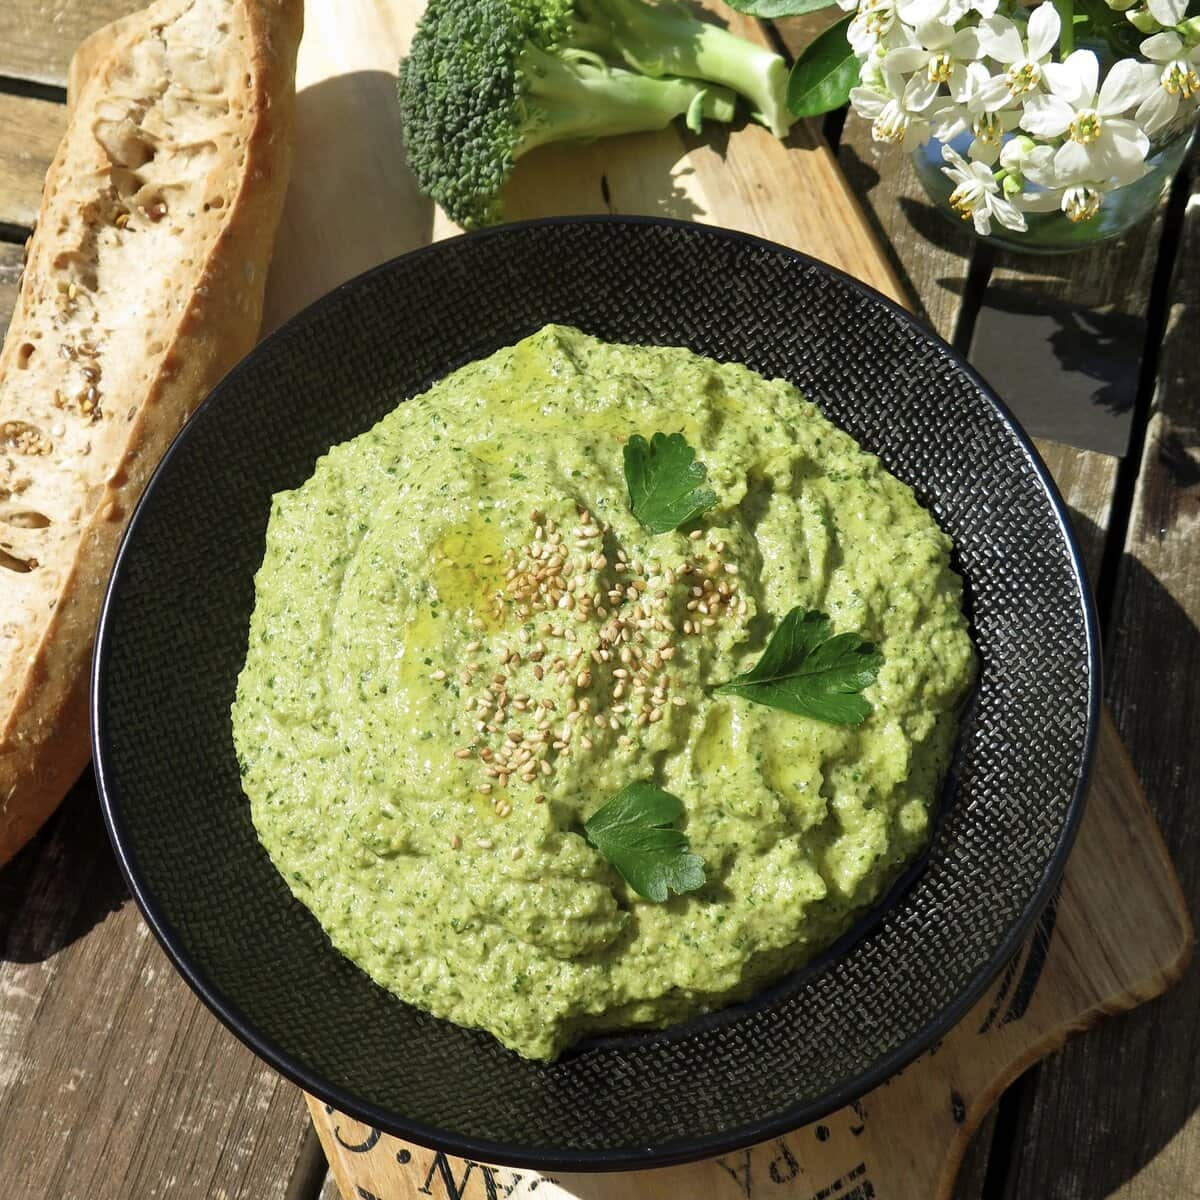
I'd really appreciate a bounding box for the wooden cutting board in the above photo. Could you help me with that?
[248,2,1194,1196]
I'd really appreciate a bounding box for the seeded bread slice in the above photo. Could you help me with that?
[0,0,303,864]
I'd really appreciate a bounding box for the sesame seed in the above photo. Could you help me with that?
[454,748,473,759]
[477,838,494,850]
[724,562,739,575]
[689,529,703,540]
[672,696,688,707]
[450,834,462,850]
[478,783,493,794]
[511,846,524,860]
[466,641,481,653]
[430,669,447,681]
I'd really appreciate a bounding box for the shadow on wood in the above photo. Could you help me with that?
[262,69,435,334]
[0,772,128,964]
[999,502,1200,1198]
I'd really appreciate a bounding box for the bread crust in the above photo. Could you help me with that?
[0,0,303,863]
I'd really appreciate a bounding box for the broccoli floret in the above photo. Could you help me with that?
[397,0,790,228]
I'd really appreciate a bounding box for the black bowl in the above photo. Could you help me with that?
[93,217,1099,1171]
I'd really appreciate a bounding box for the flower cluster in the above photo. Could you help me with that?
[842,0,1200,233]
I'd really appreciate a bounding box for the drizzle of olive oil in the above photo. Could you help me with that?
[431,514,510,631]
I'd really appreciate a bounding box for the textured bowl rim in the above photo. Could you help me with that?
[92,214,1101,1173]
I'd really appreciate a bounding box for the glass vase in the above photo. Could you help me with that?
[912,118,1196,254]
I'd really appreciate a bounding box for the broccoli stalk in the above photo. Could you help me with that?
[574,0,792,139]
[516,46,737,157]
[397,0,792,230]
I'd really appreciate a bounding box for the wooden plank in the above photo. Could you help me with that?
[0,241,24,333]
[0,0,143,89]
[834,120,975,344]
[1002,174,1200,1200]
[1033,441,1118,585]
[773,18,974,343]
[262,0,906,335]
[972,202,1166,457]
[0,93,65,231]
[0,781,314,1198]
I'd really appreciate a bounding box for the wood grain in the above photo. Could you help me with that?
[0,93,65,231]
[0,782,314,1199]
[0,242,24,332]
[1033,440,1119,584]
[1002,173,1200,1200]
[0,0,143,88]
[261,0,904,333]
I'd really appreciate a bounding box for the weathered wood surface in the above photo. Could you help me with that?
[0,2,1192,1199]
[0,92,64,232]
[262,0,905,336]
[0,242,23,330]
[0,785,314,1199]
[1002,170,1200,1200]
[0,0,143,89]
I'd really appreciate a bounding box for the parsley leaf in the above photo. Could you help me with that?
[713,608,881,725]
[583,781,706,902]
[623,432,717,534]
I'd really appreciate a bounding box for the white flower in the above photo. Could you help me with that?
[1146,0,1187,25]
[1061,184,1104,221]
[1020,50,1156,186]
[897,0,996,31]
[940,144,1027,233]
[1002,135,1059,185]
[849,0,901,55]
[927,63,1021,163]
[881,21,981,111]
[1135,31,1200,133]
[974,5,1061,110]
[851,84,937,149]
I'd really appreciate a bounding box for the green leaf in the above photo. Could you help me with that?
[623,432,717,534]
[725,0,838,16]
[584,782,706,903]
[713,607,881,724]
[786,14,858,119]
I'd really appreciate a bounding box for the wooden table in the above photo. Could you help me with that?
[1,3,1197,1197]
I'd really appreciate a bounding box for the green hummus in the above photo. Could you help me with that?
[232,324,975,1061]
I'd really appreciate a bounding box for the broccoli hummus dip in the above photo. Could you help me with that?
[232,324,975,1061]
